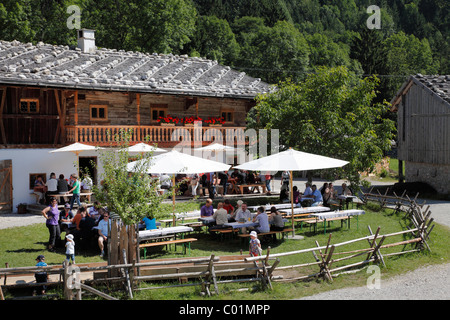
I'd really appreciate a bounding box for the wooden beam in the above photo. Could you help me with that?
[54,90,62,145]
[0,88,6,145]
[74,90,78,125]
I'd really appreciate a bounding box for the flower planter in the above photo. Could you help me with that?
[17,204,28,214]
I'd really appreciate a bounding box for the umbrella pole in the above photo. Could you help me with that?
[172,176,176,226]
[290,170,295,237]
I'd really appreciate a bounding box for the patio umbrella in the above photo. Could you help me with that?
[194,142,236,163]
[127,149,231,225]
[234,148,349,237]
[49,142,103,175]
[121,142,167,155]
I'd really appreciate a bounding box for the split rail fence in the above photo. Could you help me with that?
[0,195,435,299]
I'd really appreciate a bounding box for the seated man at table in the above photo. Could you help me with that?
[310,185,324,207]
[200,198,214,218]
[235,203,252,222]
[252,206,270,234]
[210,202,229,232]
[341,183,353,208]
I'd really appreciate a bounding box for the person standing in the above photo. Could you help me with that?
[65,234,75,264]
[41,198,61,252]
[67,174,81,211]
[34,255,48,295]
[249,231,262,257]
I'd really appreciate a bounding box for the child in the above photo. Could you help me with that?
[249,231,262,257]
[34,255,48,295]
[65,234,75,264]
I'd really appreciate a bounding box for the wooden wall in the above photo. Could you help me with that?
[0,86,60,145]
[397,83,450,165]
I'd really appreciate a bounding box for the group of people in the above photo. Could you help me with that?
[157,169,273,200]
[34,172,93,210]
[41,199,111,259]
[200,199,286,236]
[280,180,353,208]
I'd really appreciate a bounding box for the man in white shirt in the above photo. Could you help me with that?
[235,203,252,234]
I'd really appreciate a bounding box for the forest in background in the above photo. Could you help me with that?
[0,0,448,102]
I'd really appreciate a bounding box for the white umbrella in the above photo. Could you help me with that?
[194,142,236,152]
[194,142,236,164]
[234,148,348,237]
[127,150,231,224]
[121,142,167,154]
[49,142,103,175]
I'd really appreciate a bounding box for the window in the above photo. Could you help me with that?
[221,109,234,123]
[19,99,39,113]
[90,105,108,121]
[151,104,168,122]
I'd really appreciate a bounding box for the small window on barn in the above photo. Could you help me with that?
[150,104,168,122]
[221,109,234,123]
[90,105,108,121]
[19,99,39,113]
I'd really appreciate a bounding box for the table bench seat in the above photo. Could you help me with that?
[237,228,294,242]
[238,184,267,194]
[139,238,197,257]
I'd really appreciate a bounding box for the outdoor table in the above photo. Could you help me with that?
[223,221,259,230]
[138,226,193,241]
[279,206,331,216]
[310,209,365,234]
[247,203,293,211]
[337,195,357,209]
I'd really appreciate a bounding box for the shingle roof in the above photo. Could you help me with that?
[391,74,450,111]
[0,40,273,99]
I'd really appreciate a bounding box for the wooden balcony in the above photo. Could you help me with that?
[65,125,248,147]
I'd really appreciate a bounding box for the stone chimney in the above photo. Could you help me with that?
[77,29,96,53]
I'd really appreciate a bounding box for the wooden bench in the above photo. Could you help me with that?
[238,184,266,194]
[238,228,294,243]
[304,216,352,233]
[211,227,239,241]
[139,238,197,258]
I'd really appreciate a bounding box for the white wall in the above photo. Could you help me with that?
[0,148,105,212]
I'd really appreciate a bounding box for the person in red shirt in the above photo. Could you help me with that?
[223,199,234,215]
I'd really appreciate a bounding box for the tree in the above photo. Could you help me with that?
[248,66,396,190]
[92,130,170,226]
[185,15,239,65]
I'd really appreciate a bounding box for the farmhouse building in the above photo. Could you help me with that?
[390,74,450,195]
[0,30,271,211]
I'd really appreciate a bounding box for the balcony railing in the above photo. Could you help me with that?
[65,125,248,146]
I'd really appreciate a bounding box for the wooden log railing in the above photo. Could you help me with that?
[65,125,248,146]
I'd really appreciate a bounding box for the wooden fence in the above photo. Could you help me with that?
[0,198,435,300]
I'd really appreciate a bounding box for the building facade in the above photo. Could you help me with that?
[0,31,271,211]
[390,74,450,195]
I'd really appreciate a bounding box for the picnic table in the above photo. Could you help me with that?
[310,209,365,234]
[279,206,330,216]
[247,203,293,211]
[138,226,193,241]
[337,195,358,209]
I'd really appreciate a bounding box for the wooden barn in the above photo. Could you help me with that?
[0,30,271,211]
[390,74,450,195]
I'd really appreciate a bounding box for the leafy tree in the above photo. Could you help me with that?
[185,15,239,65]
[248,66,396,190]
[92,130,170,226]
[236,20,310,83]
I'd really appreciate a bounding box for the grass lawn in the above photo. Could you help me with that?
[1,200,449,300]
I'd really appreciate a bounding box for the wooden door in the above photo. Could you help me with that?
[0,160,12,212]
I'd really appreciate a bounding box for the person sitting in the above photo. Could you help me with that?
[79,211,96,250]
[97,212,111,258]
[235,203,252,234]
[293,186,300,205]
[252,206,270,234]
[269,206,285,231]
[45,173,58,204]
[210,202,229,232]
[280,188,289,203]
[57,174,70,204]
[200,198,214,217]
[310,185,323,207]
[141,215,157,230]
[88,201,102,222]
[230,199,243,222]
[223,199,234,215]
[59,203,74,233]
[341,183,353,209]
